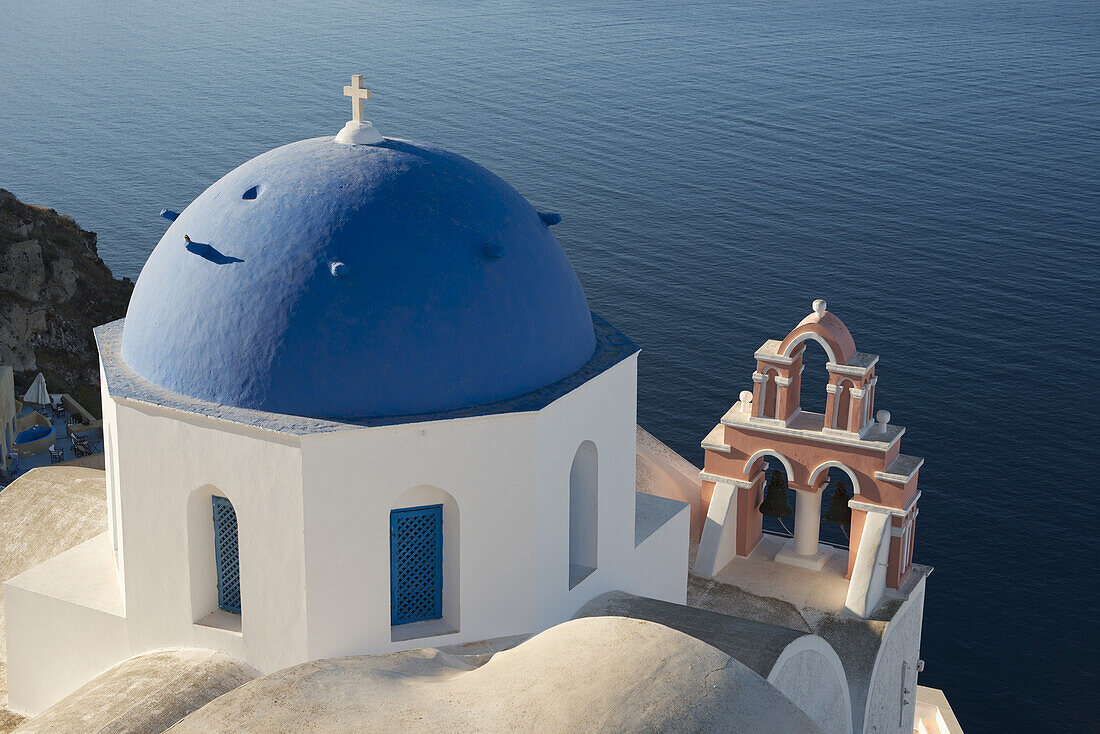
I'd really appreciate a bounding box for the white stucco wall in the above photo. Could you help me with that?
[299,408,540,658]
[7,351,688,713]
[530,354,659,628]
[5,535,128,715]
[629,498,690,604]
[299,354,678,657]
[99,362,125,600]
[862,578,927,734]
[111,398,309,673]
[767,635,853,734]
[9,389,311,713]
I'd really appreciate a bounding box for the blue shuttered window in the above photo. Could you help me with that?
[390,504,443,626]
[212,496,241,614]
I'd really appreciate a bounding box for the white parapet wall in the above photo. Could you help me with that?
[861,576,928,734]
[631,493,691,604]
[915,686,964,734]
[4,535,128,715]
[635,425,704,538]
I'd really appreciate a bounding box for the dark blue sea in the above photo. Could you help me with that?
[2,1,1098,730]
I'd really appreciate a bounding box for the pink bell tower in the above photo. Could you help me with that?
[695,300,922,616]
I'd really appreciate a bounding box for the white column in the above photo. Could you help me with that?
[793,489,822,556]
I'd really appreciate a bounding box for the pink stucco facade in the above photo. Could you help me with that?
[701,301,922,591]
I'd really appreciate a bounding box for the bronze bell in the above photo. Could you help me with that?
[759,471,793,518]
[824,480,853,525]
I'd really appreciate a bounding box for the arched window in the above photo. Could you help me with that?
[212,496,241,614]
[569,441,598,588]
[748,451,796,539]
[389,485,459,639]
[834,379,853,431]
[390,504,444,626]
[762,369,779,419]
[797,342,831,416]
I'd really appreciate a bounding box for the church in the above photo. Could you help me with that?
[0,78,960,733]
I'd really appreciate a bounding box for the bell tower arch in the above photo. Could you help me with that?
[696,300,923,617]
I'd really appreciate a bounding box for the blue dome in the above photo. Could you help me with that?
[122,136,596,420]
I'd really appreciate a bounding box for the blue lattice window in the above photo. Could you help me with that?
[212,496,241,614]
[390,504,443,626]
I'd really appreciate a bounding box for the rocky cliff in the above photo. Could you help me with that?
[0,189,133,414]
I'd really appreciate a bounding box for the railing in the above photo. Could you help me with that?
[762,529,849,551]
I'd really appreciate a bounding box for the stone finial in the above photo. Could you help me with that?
[739,390,753,413]
[812,299,827,320]
[876,409,891,430]
[336,75,383,145]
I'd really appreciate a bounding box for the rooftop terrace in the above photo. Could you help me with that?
[3,405,103,489]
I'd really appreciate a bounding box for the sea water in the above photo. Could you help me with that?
[2,1,1098,730]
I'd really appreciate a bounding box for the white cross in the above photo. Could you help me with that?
[344,75,373,123]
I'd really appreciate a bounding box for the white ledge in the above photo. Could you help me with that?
[826,352,879,376]
[875,454,924,484]
[390,618,459,643]
[698,470,761,489]
[701,423,732,453]
[196,609,242,635]
[850,490,921,517]
[721,406,904,452]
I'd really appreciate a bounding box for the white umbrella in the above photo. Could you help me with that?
[22,373,49,405]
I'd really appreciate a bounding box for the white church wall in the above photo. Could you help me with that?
[635,425,705,538]
[529,354,680,628]
[4,535,128,715]
[862,577,927,734]
[629,497,690,604]
[6,583,127,716]
[695,479,740,578]
[22,346,684,699]
[109,398,309,674]
[567,440,599,586]
[296,353,678,659]
[766,635,854,734]
[529,358,634,628]
[100,363,126,600]
[299,409,539,659]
